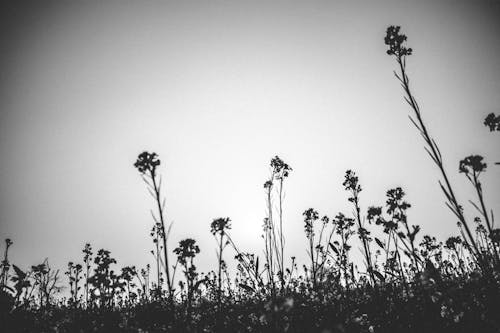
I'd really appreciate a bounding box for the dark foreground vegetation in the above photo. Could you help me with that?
[1,26,500,333]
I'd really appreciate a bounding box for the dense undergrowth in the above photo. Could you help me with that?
[1,26,499,333]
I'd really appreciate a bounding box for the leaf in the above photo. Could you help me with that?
[329,243,339,256]
[239,283,255,293]
[375,238,384,249]
[13,265,26,280]
[373,270,385,282]
[403,250,412,260]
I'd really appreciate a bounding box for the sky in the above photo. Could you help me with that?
[1,0,499,280]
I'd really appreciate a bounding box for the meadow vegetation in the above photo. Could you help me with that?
[1,26,499,332]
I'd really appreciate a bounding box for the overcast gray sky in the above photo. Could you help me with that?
[1,0,499,276]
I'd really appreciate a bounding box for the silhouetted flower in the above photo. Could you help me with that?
[386,187,411,215]
[459,155,486,175]
[210,217,232,235]
[343,170,361,195]
[303,208,319,238]
[484,113,500,131]
[134,151,160,174]
[271,156,292,179]
[334,213,355,234]
[174,238,200,265]
[385,25,413,57]
[444,236,462,251]
[367,206,382,224]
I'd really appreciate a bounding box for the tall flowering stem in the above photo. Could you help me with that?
[271,156,292,287]
[173,238,200,324]
[459,155,499,264]
[134,151,173,297]
[210,217,231,313]
[384,26,482,263]
[262,156,292,293]
[303,208,319,288]
[343,170,375,285]
[1,238,13,288]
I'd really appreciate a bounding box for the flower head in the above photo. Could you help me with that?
[459,155,487,175]
[484,113,500,132]
[134,151,160,175]
[263,180,273,189]
[367,206,382,223]
[343,170,361,194]
[444,236,462,251]
[210,217,232,235]
[270,156,292,179]
[385,26,413,57]
[303,208,319,238]
[174,238,200,265]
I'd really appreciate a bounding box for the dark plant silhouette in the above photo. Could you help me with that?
[0,239,13,289]
[210,217,231,314]
[174,238,200,324]
[384,25,484,266]
[484,113,500,132]
[65,261,82,306]
[262,155,292,294]
[386,187,422,272]
[88,249,121,308]
[303,208,319,289]
[332,212,356,289]
[343,170,375,285]
[31,259,62,307]
[134,151,174,298]
[82,243,93,306]
[459,155,499,265]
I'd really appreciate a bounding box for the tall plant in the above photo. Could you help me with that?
[262,155,292,292]
[134,151,173,296]
[343,170,375,284]
[210,217,231,312]
[384,26,482,264]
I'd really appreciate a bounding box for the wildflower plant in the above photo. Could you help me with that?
[134,151,174,297]
[1,239,13,289]
[331,212,356,288]
[484,113,500,132]
[262,156,292,293]
[88,249,121,308]
[65,261,82,305]
[82,243,93,305]
[384,26,484,266]
[343,170,375,284]
[458,155,497,263]
[386,187,422,271]
[174,238,200,324]
[210,217,231,312]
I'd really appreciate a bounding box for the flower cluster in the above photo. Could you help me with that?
[459,155,487,175]
[303,208,319,238]
[270,156,292,179]
[174,238,200,265]
[134,151,160,174]
[384,25,413,57]
[210,217,232,236]
[484,113,500,131]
